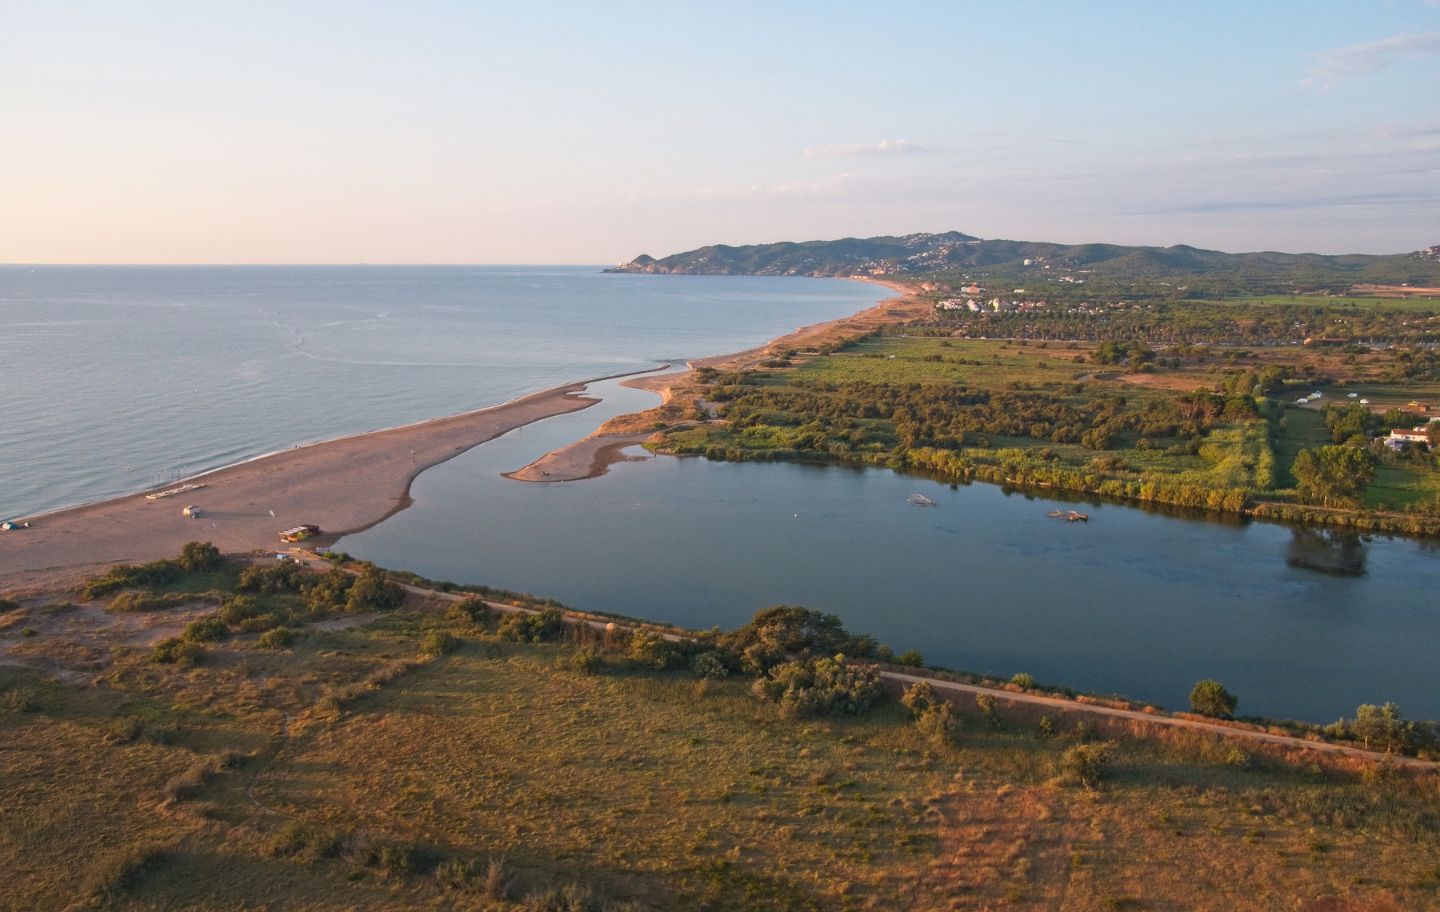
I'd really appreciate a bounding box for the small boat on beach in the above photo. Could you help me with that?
[907,493,937,507]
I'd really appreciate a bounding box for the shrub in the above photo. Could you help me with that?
[484,854,512,901]
[108,590,189,612]
[20,626,36,638]
[301,568,354,610]
[218,595,261,625]
[1010,672,1036,689]
[151,637,205,667]
[267,821,339,862]
[375,843,438,879]
[177,541,223,572]
[84,559,182,598]
[900,681,939,717]
[626,630,682,669]
[1189,679,1238,718]
[1060,741,1117,789]
[721,606,878,674]
[163,752,239,801]
[257,627,295,650]
[498,607,566,643]
[896,649,925,667]
[182,617,228,643]
[915,701,959,746]
[421,630,462,656]
[751,655,883,718]
[976,693,1001,728]
[345,566,405,613]
[690,650,733,680]
[566,646,605,675]
[447,596,490,626]
[238,560,308,594]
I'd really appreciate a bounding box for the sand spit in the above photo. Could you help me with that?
[0,382,602,594]
[505,278,926,483]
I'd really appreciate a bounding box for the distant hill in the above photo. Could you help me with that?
[608,232,1440,287]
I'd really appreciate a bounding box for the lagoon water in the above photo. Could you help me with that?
[340,376,1440,724]
[0,266,883,517]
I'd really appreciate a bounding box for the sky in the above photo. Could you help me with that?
[2,1,1438,263]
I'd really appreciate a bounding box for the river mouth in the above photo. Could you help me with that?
[337,377,1440,725]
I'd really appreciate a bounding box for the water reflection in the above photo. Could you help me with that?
[1286,528,1368,577]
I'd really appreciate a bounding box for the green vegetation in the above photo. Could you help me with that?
[658,328,1440,536]
[5,549,1440,910]
[1189,680,1239,719]
[612,231,1440,289]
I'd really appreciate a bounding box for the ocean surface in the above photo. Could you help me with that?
[339,375,1440,724]
[0,266,885,518]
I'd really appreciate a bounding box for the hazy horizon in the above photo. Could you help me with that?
[5,1,1438,263]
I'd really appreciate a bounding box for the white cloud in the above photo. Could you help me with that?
[802,139,934,159]
[1303,31,1440,86]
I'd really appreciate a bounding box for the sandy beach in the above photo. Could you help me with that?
[0,279,923,596]
[0,383,602,595]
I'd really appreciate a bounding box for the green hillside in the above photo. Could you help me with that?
[609,233,1440,288]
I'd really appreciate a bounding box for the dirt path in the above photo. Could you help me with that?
[880,670,1436,770]
[384,571,1436,771]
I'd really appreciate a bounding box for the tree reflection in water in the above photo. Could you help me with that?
[1287,527,1368,577]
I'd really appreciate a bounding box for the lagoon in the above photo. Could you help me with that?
[340,376,1440,724]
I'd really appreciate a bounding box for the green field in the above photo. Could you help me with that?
[1216,293,1440,313]
[669,334,1440,527]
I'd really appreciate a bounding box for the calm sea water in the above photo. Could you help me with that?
[340,376,1440,724]
[0,266,884,517]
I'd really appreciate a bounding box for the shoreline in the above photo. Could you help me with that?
[504,277,928,483]
[1,279,914,594]
[0,374,631,595]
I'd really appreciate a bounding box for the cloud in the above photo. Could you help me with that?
[802,139,935,159]
[1302,31,1440,86]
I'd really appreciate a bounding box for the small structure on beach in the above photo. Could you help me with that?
[279,524,321,542]
[183,505,202,519]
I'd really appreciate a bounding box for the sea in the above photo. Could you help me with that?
[0,265,883,518]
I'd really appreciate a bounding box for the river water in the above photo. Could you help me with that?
[339,377,1440,724]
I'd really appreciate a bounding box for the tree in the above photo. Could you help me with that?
[1189,679,1238,718]
[1292,445,1376,506]
[177,541,222,572]
[1353,702,1407,752]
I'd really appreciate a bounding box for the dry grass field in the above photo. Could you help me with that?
[3,559,1440,911]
